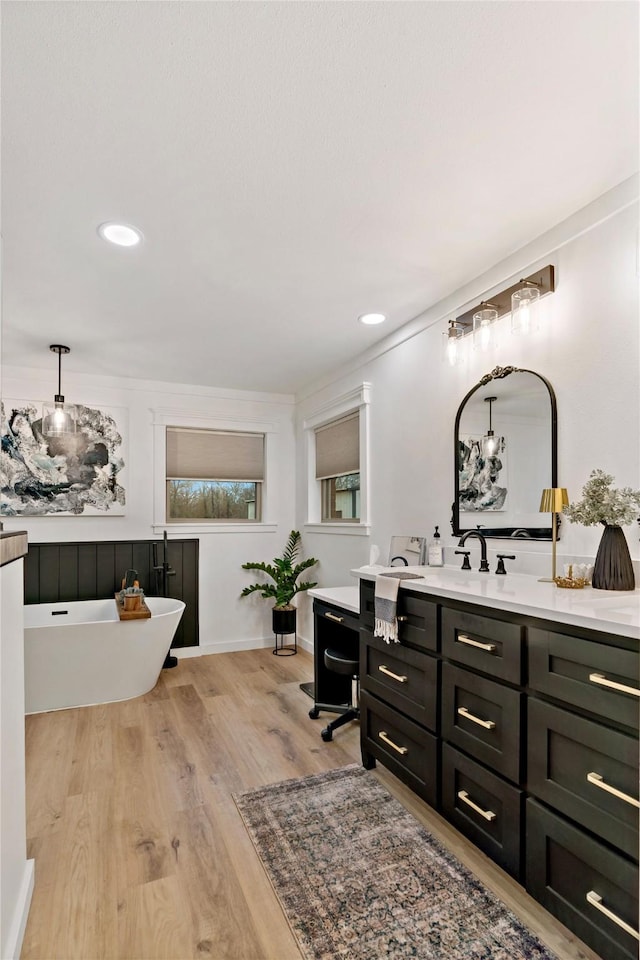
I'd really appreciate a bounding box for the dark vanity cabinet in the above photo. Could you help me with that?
[311,599,360,715]
[358,577,639,960]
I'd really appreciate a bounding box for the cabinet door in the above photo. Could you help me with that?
[528,627,639,730]
[527,799,639,960]
[442,743,522,880]
[528,697,639,858]
[361,630,439,732]
[360,689,438,808]
[442,663,522,784]
[442,606,522,683]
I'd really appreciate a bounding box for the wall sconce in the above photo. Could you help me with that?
[42,344,77,438]
[443,320,464,366]
[511,281,541,335]
[473,304,498,353]
[443,265,555,360]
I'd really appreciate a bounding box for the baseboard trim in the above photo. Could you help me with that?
[3,858,35,960]
[174,634,313,658]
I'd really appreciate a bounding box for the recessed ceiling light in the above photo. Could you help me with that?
[97,222,143,247]
[358,313,386,325]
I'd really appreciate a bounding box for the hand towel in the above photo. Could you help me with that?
[374,574,400,644]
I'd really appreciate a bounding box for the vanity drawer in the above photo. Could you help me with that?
[442,743,522,879]
[360,689,438,808]
[528,627,639,730]
[442,606,523,684]
[527,799,639,960]
[360,631,439,732]
[359,580,438,651]
[441,663,522,783]
[313,599,360,635]
[528,697,639,858]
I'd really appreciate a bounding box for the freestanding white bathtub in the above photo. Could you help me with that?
[24,596,185,714]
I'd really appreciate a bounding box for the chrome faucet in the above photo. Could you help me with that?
[458,530,490,572]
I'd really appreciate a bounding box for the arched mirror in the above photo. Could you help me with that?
[453,365,558,540]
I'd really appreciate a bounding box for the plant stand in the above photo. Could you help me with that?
[272,606,297,656]
[273,631,297,656]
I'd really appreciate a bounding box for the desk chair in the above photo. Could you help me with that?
[320,648,359,742]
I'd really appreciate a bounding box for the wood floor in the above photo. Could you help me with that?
[22,649,601,960]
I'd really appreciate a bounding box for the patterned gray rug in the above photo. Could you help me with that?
[235,764,557,960]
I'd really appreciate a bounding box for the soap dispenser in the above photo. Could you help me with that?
[428,526,444,566]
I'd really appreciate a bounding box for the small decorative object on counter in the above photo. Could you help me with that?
[563,470,640,591]
[554,564,587,589]
[428,526,444,566]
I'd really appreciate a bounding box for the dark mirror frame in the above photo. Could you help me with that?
[452,365,558,541]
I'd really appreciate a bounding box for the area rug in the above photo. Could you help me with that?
[235,764,556,960]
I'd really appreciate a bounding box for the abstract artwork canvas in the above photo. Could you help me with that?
[0,399,127,516]
[458,433,508,512]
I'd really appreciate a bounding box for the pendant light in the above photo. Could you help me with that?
[482,396,500,457]
[42,345,77,438]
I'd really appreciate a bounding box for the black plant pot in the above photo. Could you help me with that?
[592,524,636,591]
[272,606,296,635]
[272,606,297,656]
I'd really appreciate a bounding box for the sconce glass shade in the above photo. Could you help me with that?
[511,285,540,335]
[472,307,498,352]
[443,321,464,366]
[42,399,77,438]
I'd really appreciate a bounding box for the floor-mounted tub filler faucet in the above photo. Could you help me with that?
[457,530,490,572]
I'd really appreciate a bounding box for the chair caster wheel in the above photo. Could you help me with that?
[321,728,332,742]
[309,707,320,719]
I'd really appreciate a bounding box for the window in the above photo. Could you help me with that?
[166,427,264,522]
[316,413,360,521]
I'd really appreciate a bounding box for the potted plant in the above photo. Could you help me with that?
[563,469,640,590]
[240,530,318,639]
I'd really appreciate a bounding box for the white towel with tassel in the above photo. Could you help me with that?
[374,574,400,644]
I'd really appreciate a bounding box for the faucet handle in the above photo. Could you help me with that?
[454,550,471,571]
[495,554,516,575]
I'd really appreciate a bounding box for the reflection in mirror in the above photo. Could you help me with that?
[453,366,557,540]
[388,536,426,566]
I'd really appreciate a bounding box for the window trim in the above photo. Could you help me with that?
[152,409,278,535]
[303,383,371,535]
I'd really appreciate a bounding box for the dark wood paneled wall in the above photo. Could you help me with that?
[24,539,199,649]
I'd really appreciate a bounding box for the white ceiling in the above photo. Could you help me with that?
[1,1,638,396]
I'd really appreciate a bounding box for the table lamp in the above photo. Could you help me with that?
[539,487,569,582]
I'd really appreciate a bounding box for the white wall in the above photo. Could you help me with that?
[295,182,639,639]
[0,374,298,653]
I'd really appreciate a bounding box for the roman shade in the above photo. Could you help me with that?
[315,412,359,480]
[166,427,264,481]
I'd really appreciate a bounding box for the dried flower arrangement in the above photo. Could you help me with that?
[563,469,640,528]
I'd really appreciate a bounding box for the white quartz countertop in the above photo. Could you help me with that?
[308,586,360,614]
[351,565,640,640]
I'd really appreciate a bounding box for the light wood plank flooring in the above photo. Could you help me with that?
[22,649,601,960]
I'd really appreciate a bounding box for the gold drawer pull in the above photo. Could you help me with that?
[457,706,496,730]
[378,730,408,756]
[586,891,640,941]
[587,772,640,809]
[325,612,344,623]
[378,665,408,684]
[457,790,496,822]
[397,615,408,622]
[588,673,640,698]
[457,633,496,653]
